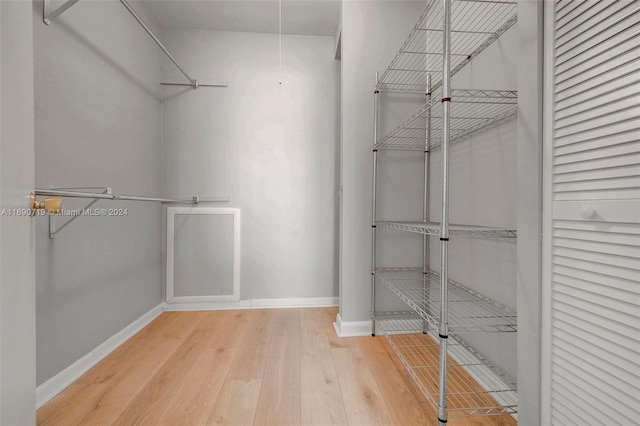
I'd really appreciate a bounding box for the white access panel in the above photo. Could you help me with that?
[543,1,640,425]
[166,207,241,304]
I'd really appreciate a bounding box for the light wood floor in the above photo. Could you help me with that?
[37,308,516,426]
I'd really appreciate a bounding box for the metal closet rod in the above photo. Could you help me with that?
[43,0,227,90]
[35,189,201,204]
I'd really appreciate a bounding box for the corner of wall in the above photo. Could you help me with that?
[36,303,164,409]
[0,1,36,423]
[516,0,544,424]
[333,313,372,337]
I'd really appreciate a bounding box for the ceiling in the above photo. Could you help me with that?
[142,0,341,37]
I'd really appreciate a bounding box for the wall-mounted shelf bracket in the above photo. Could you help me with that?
[43,0,80,25]
[47,187,111,239]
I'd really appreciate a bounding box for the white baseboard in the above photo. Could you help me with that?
[250,297,338,308]
[36,303,164,409]
[333,313,372,337]
[167,295,241,304]
[164,297,338,311]
[164,300,251,311]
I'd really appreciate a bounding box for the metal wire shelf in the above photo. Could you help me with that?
[373,310,419,322]
[375,267,516,333]
[375,221,517,239]
[374,89,517,151]
[376,0,517,94]
[376,316,518,417]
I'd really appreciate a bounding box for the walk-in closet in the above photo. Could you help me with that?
[0,1,638,425]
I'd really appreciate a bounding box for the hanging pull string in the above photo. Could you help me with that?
[279,0,282,85]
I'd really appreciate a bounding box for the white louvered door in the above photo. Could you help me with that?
[544,1,640,425]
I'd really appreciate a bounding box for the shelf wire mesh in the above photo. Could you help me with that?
[376,0,517,94]
[374,89,517,151]
[375,267,516,332]
[373,310,418,321]
[375,220,517,238]
[375,315,518,417]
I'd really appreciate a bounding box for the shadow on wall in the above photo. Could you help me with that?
[36,2,161,100]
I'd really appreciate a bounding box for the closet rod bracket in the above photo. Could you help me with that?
[43,0,80,25]
[47,187,111,239]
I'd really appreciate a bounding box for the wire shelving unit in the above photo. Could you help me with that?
[374,89,517,151]
[375,268,516,333]
[375,221,517,238]
[376,317,518,417]
[376,0,517,94]
[369,0,518,423]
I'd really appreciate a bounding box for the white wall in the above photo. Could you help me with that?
[341,0,426,323]
[0,1,36,423]
[161,29,339,301]
[516,1,543,424]
[33,0,163,385]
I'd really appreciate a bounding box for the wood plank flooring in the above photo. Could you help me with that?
[37,308,516,426]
